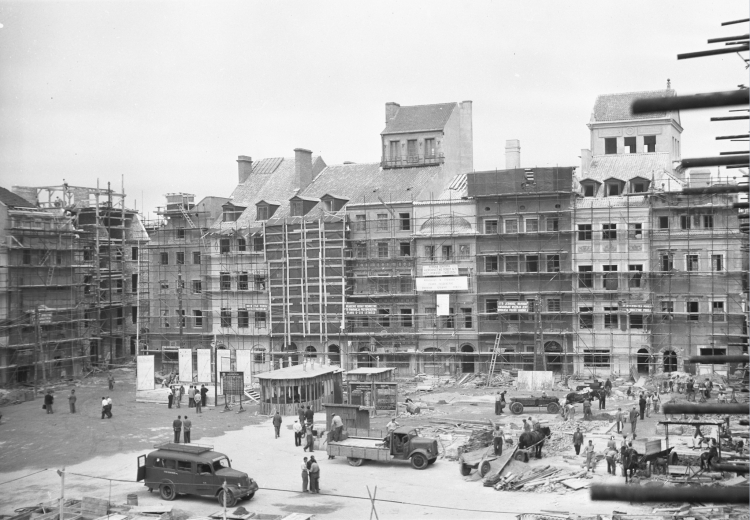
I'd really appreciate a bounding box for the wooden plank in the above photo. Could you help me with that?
[561,478,591,490]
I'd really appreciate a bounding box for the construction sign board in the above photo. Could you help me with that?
[220,371,244,396]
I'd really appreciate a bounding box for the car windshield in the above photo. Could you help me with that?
[212,458,231,471]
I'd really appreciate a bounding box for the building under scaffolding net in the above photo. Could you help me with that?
[0,183,147,386]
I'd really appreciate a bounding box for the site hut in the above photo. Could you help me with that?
[255,362,343,416]
[345,367,396,382]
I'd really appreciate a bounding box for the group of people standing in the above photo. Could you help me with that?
[101,396,113,418]
[300,456,320,493]
[172,415,193,443]
[168,384,208,411]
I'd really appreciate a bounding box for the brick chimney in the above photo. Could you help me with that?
[294,148,313,190]
[689,168,711,188]
[237,156,253,184]
[581,149,592,174]
[385,102,400,124]
[505,139,520,169]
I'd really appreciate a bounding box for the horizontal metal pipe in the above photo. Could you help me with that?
[734,202,750,209]
[717,134,750,140]
[688,355,749,363]
[722,18,750,26]
[720,151,750,155]
[711,463,749,474]
[681,185,748,195]
[681,155,749,168]
[709,34,749,43]
[726,164,750,168]
[712,115,750,121]
[678,45,749,60]
[591,484,748,504]
[632,90,749,113]
[662,403,749,415]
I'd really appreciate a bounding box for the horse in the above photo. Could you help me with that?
[518,426,551,459]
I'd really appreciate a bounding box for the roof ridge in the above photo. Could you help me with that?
[395,101,457,109]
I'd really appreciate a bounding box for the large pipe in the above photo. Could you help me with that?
[681,185,749,195]
[682,155,749,168]
[716,134,750,140]
[662,403,749,415]
[678,45,749,59]
[722,18,750,26]
[712,115,750,121]
[720,151,750,155]
[688,355,749,364]
[632,90,749,113]
[711,463,749,474]
[591,485,748,504]
[708,34,749,43]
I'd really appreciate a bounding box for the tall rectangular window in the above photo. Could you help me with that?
[131,274,138,293]
[377,214,388,231]
[237,238,246,252]
[712,301,725,322]
[658,216,669,229]
[629,314,644,329]
[628,223,642,239]
[703,215,714,228]
[579,307,594,329]
[547,298,561,312]
[680,215,691,230]
[505,219,518,234]
[177,228,185,239]
[578,224,592,240]
[192,280,202,293]
[355,214,367,231]
[628,265,643,288]
[486,299,499,320]
[505,256,519,272]
[711,254,724,271]
[256,206,269,221]
[255,312,267,328]
[407,139,418,161]
[604,137,617,154]
[546,254,560,272]
[220,308,232,328]
[546,218,559,232]
[485,219,498,234]
[399,213,411,231]
[193,310,203,328]
[424,138,436,157]
[443,308,455,329]
[461,308,473,328]
[355,243,367,258]
[643,135,656,153]
[220,238,230,253]
[442,245,453,260]
[399,277,412,293]
[661,301,674,321]
[603,265,618,290]
[378,309,390,327]
[485,256,498,272]
[192,251,201,264]
[253,236,264,252]
[400,309,413,328]
[377,242,389,258]
[131,247,139,260]
[424,245,435,260]
[390,140,400,160]
[661,253,674,271]
[686,254,699,272]
[425,307,436,328]
[525,219,539,232]
[399,242,411,257]
[176,252,185,265]
[526,255,539,272]
[602,223,617,240]
[238,272,248,291]
[132,306,138,324]
[220,272,231,291]
[687,301,699,321]
[160,252,169,265]
[238,310,249,328]
[604,307,618,328]
[578,266,593,288]
[624,136,637,153]
[459,244,471,258]
[376,278,389,293]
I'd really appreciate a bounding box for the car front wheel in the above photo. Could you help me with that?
[411,453,428,470]
[159,484,176,501]
[217,489,237,508]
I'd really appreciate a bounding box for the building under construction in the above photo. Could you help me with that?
[0,183,147,386]
[136,94,748,382]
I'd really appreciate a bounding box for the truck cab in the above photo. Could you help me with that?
[386,427,438,468]
[137,443,258,507]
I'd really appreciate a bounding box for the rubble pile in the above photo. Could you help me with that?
[484,464,590,492]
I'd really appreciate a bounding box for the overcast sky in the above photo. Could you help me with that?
[1,1,747,219]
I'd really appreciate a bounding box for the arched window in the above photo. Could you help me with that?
[663,350,677,373]
[637,348,650,374]
[328,344,340,365]
[305,346,317,358]
[460,344,475,373]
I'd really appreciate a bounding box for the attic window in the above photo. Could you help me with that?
[604,138,617,155]
[291,201,303,217]
[630,179,649,193]
[582,183,597,197]
[643,135,656,153]
[624,137,637,154]
[604,181,624,197]
[324,200,333,211]
[257,206,269,221]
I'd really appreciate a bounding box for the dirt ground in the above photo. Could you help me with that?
[0,372,672,519]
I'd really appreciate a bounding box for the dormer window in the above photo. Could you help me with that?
[604,179,625,197]
[581,181,599,197]
[630,178,650,193]
[291,201,303,217]
[255,200,280,221]
[222,203,246,222]
[257,206,268,221]
[319,194,348,213]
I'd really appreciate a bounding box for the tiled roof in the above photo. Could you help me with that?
[0,187,35,209]
[583,153,676,184]
[467,167,575,197]
[382,103,456,135]
[591,89,675,122]
[438,173,467,200]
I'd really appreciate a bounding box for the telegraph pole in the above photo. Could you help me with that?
[178,266,184,348]
[534,296,547,371]
[34,308,40,395]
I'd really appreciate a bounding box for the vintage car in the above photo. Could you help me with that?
[507,395,561,414]
[137,443,258,507]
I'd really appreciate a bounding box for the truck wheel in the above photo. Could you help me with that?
[428,458,436,465]
[510,402,524,414]
[411,453,428,470]
[460,463,471,476]
[245,492,255,501]
[159,484,176,501]
[480,460,492,477]
[217,489,237,508]
[347,457,364,467]
[547,402,560,414]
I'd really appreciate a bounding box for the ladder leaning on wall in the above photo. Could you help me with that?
[486,333,502,387]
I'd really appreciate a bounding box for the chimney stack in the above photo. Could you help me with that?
[385,102,400,124]
[294,148,314,191]
[237,156,253,184]
[581,149,592,174]
[505,139,521,169]
[689,168,711,188]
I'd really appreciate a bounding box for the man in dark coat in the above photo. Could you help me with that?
[44,391,54,414]
[305,405,314,424]
[308,456,320,494]
[629,406,639,436]
[599,390,606,410]
[200,385,208,407]
[272,411,282,438]
[638,394,646,420]
[572,427,584,455]
[173,416,182,443]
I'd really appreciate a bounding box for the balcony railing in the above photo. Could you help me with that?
[381,153,444,169]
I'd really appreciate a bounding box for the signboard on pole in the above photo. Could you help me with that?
[220,371,244,396]
[422,264,459,277]
[235,350,252,386]
[348,382,373,407]
[373,382,398,411]
[415,276,468,292]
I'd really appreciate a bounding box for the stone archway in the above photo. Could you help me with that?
[460,344,475,373]
[305,346,317,359]
[637,348,650,374]
[544,341,563,373]
[328,344,340,366]
[663,349,677,373]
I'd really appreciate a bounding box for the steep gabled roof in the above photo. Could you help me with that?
[382,103,456,135]
[591,89,676,123]
[0,187,35,209]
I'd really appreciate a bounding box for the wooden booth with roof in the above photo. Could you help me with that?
[346,367,396,383]
[344,367,398,412]
[255,363,343,416]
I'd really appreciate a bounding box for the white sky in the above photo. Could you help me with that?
[1,1,747,219]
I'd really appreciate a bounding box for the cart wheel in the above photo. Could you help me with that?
[547,402,560,414]
[510,402,524,415]
[159,484,176,501]
[480,460,492,477]
[347,457,363,467]
[460,463,471,476]
[514,451,529,462]
[217,489,237,508]
[411,453,428,470]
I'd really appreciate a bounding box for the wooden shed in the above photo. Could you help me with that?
[322,403,371,431]
[346,367,396,383]
[255,363,343,416]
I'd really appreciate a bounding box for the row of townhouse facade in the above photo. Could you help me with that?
[141,92,747,380]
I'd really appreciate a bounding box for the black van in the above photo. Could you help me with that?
[137,443,258,507]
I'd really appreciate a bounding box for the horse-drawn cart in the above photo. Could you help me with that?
[508,396,561,415]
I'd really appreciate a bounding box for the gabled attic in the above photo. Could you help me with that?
[255,200,281,221]
[319,194,349,213]
[289,195,320,217]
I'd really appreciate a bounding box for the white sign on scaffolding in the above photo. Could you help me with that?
[415,276,468,292]
[196,349,212,383]
[436,294,450,316]
[136,355,155,391]
[346,303,377,315]
[497,302,529,313]
[422,264,459,277]
[178,348,193,382]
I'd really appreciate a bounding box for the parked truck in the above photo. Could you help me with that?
[326,426,439,470]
